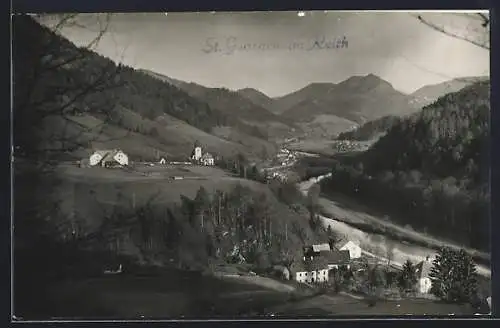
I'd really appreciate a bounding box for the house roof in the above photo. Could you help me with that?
[320,249,350,264]
[336,238,358,249]
[415,260,433,279]
[294,249,350,273]
[304,256,330,271]
[312,243,331,252]
[101,150,122,162]
[341,240,360,248]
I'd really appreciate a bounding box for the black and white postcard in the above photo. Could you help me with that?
[12,10,491,320]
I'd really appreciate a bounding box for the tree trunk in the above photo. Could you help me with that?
[201,212,204,230]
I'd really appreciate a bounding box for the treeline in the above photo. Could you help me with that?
[321,81,490,252]
[215,152,273,183]
[337,115,401,141]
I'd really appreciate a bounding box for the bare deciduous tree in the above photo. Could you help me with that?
[13,14,139,294]
[385,239,395,268]
[14,13,127,164]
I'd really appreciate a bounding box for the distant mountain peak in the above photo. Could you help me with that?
[341,73,389,86]
[238,87,270,98]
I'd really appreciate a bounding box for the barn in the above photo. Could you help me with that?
[338,240,362,259]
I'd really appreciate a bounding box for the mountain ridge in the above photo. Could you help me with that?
[140,69,299,141]
[14,15,277,161]
[337,76,490,141]
[278,74,414,124]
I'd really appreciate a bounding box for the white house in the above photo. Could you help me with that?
[191,146,202,162]
[415,259,433,294]
[89,149,128,167]
[201,152,215,166]
[293,257,330,284]
[89,150,107,166]
[159,156,167,165]
[339,240,362,259]
[295,268,329,284]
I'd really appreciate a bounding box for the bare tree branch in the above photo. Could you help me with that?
[14,13,130,162]
[413,13,490,50]
[477,13,490,27]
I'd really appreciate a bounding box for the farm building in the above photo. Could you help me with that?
[201,152,215,166]
[89,149,128,167]
[415,258,433,294]
[159,156,167,164]
[338,240,362,259]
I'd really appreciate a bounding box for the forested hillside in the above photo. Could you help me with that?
[322,81,490,252]
[409,76,489,109]
[140,69,297,141]
[337,76,489,142]
[14,15,331,317]
[336,115,401,141]
[237,87,276,113]
[363,81,490,186]
[13,15,274,161]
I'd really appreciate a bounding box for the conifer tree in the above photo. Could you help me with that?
[429,246,478,303]
[398,259,417,292]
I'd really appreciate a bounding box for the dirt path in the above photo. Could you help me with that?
[218,274,296,293]
[298,175,491,278]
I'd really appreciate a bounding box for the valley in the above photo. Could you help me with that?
[12,12,491,320]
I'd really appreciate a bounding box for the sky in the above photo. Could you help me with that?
[49,11,490,97]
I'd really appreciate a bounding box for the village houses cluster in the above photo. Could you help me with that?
[331,140,370,153]
[83,143,215,168]
[277,148,297,167]
[291,239,361,284]
[279,238,434,295]
[81,146,435,297]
